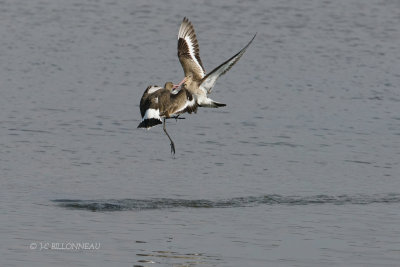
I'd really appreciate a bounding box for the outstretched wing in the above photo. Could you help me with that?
[177,17,205,80]
[199,34,256,94]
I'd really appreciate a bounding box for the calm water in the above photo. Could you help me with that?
[1,0,400,266]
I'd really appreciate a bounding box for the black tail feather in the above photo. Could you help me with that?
[137,118,162,128]
[212,102,226,107]
[199,101,226,108]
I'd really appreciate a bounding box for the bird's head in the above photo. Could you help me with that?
[164,82,175,92]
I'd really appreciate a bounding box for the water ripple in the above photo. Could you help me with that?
[53,193,400,212]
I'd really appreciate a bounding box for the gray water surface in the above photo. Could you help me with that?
[1,0,400,266]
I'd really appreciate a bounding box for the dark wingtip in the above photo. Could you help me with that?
[245,33,257,49]
[137,118,162,129]
[250,33,257,44]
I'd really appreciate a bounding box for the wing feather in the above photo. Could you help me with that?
[177,17,205,80]
[199,34,256,94]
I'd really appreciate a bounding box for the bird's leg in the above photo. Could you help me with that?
[163,118,175,154]
[166,116,185,120]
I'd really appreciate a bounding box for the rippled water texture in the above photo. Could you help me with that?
[54,193,400,211]
[1,0,400,266]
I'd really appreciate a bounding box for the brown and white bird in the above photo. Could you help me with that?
[138,81,197,154]
[177,17,256,108]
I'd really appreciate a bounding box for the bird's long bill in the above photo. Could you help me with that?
[173,77,187,89]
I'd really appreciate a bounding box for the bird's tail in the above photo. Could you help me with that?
[198,97,226,108]
[137,118,162,129]
[138,108,162,129]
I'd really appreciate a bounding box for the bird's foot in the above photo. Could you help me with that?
[171,115,185,121]
[170,142,176,154]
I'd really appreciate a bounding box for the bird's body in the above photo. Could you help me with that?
[138,82,196,154]
[138,82,197,129]
[177,17,256,108]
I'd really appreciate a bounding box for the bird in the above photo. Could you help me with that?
[177,17,256,108]
[138,80,197,154]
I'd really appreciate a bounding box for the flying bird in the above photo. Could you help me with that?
[138,81,197,154]
[177,17,256,108]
